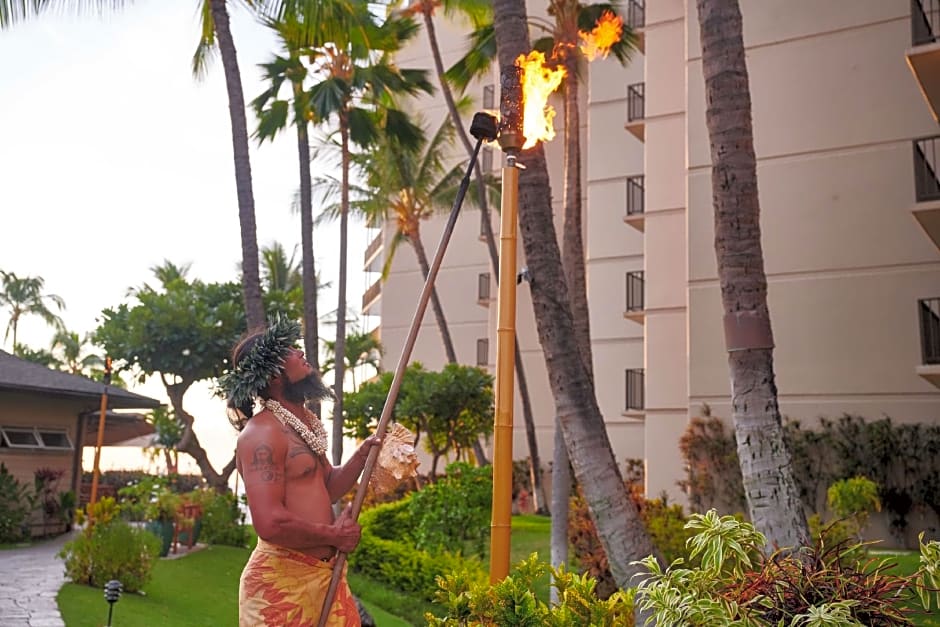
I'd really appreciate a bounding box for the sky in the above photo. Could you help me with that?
[0,0,374,479]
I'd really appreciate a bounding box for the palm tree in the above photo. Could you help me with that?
[193,0,266,329]
[695,0,809,550]
[491,0,657,598]
[0,0,132,28]
[50,329,103,375]
[260,241,302,293]
[404,0,551,513]
[0,271,65,351]
[303,5,432,464]
[322,326,382,390]
[253,16,323,395]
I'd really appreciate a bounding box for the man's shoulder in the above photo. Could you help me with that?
[237,411,286,448]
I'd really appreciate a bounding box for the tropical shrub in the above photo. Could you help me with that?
[351,501,482,601]
[679,412,940,545]
[635,510,940,626]
[427,553,635,626]
[189,489,248,547]
[408,462,492,556]
[59,518,160,592]
[0,463,33,542]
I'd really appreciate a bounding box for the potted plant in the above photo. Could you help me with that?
[145,487,181,557]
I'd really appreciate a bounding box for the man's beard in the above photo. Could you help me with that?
[282,372,332,406]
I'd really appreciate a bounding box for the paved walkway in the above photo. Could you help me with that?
[0,532,75,627]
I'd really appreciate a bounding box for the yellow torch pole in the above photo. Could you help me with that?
[490,158,520,583]
[89,356,112,509]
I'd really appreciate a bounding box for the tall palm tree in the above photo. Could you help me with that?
[695,0,808,551]
[193,0,266,329]
[303,5,432,464]
[0,271,65,351]
[259,241,302,293]
[253,16,323,395]
[0,0,132,28]
[322,326,382,390]
[491,0,657,598]
[404,0,549,512]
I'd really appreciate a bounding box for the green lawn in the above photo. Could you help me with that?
[874,549,940,627]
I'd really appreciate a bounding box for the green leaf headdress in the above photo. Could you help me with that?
[220,316,302,416]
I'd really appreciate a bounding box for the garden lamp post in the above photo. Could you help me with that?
[104,579,122,626]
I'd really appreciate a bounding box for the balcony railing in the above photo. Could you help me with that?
[626,175,645,216]
[913,0,940,45]
[625,368,645,411]
[476,338,489,366]
[914,137,940,201]
[363,232,382,265]
[921,297,940,365]
[361,277,381,311]
[626,0,645,30]
[627,82,645,122]
[626,271,645,312]
[478,272,491,302]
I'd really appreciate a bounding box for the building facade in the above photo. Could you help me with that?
[364,0,940,503]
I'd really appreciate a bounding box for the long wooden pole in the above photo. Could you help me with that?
[489,158,519,582]
[317,132,489,626]
[88,356,112,509]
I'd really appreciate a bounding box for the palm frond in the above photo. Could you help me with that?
[444,23,495,95]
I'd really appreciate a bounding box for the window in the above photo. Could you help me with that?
[478,273,491,301]
[483,84,495,110]
[0,426,73,450]
[476,338,489,366]
[625,369,645,411]
[482,146,494,173]
[38,430,72,450]
[626,271,645,312]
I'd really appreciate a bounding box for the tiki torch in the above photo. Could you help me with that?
[89,356,112,509]
[317,112,500,627]
[489,64,524,584]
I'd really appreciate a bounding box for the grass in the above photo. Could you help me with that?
[58,544,248,627]
[874,549,940,627]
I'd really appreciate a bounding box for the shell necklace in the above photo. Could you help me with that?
[264,399,328,457]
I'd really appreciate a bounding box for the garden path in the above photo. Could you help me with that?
[0,531,76,627]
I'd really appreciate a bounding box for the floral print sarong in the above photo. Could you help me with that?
[239,537,360,626]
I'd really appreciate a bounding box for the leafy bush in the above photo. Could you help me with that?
[635,510,940,626]
[680,413,940,545]
[0,463,33,542]
[427,554,635,626]
[190,489,248,547]
[59,519,160,592]
[351,498,484,600]
[408,462,492,556]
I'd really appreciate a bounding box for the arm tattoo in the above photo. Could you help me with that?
[249,444,281,483]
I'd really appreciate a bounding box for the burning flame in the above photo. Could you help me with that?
[579,11,624,61]
[516,51,566,149]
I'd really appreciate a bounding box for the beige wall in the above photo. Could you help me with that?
[376,0,940,509]
[0,391,81,490]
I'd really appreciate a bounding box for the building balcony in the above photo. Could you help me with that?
[919,297,940,387]
[624,368,645,417]
[361,276,382,315]
[912,137,940,250]
[623,270,645,323]
[625,82,645,141]
[626,0,645,53]
[363,231,383,271]
[906,0,940,121]
[623,175,645,231]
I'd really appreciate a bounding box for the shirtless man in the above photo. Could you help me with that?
[222,318,380,626]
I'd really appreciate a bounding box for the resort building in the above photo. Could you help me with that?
[363,0,940,504]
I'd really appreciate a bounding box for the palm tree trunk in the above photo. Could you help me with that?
[409,232,458,363]
[332,111,350,466]
[549,421,570,604]
[295,90,321,418]
[421,4,545,509]
[492,0,657,595]
[209,0,266,330]
[696,0,809,551]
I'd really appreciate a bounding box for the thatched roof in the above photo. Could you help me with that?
[0,350,160,409]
